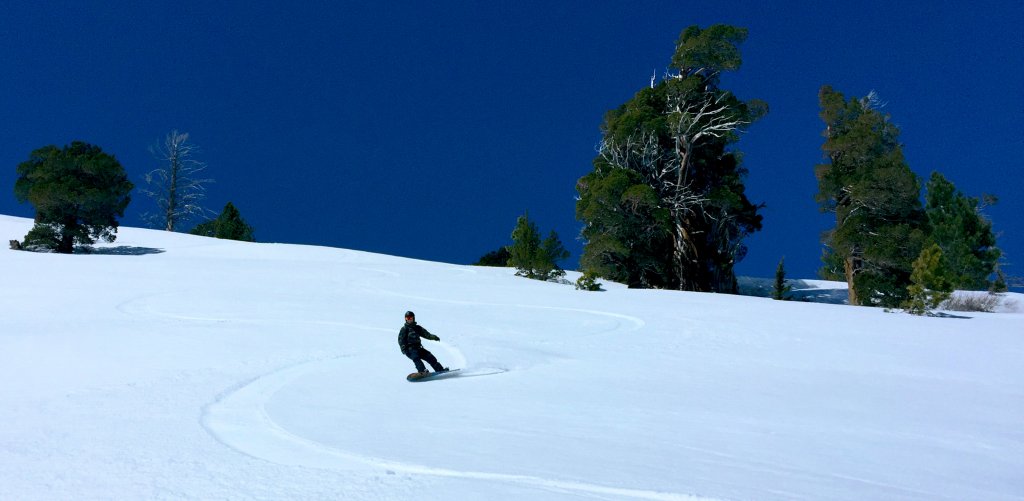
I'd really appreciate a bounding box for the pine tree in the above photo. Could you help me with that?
[508,213,568,281]
[14,141,133,253]
[577,24,764,292]
[190,202,254,241]
[539,230,570,280]
[474,247,511,267]
[772,257,792,300]
[923,172,1001,290]
[815,87,926,307]
[904,244,954,315]
[508,213,541,278]
[990,264,1008,293]
[577,169,674,288]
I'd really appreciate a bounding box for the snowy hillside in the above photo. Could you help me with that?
[2,214,1022,501]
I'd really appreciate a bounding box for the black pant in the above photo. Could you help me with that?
[405,347,444,373]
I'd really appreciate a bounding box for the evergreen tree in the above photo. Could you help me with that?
[190,202,254,241]
[190,220,215,238]
[14,141,133,253]
[923,172,1001,290]
[818,247,846,281]
[576,24,764,292]
[508,213,541,277]
[508,213,568,281]
[990,264,1008,293]
[772,257,792,300]
[577,169,674,288]
[904,243,954,315]
[539,230,570,280]
[575,270,603,291]
[474,247,511,267]
[815,87,926,307]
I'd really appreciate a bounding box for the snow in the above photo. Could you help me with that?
[2,214,1022,500]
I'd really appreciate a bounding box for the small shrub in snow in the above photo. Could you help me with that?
[575,271,603,291]
[941,292,1002,313]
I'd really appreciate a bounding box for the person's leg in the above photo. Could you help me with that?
[419,348,445,372]
[406,349,426,373]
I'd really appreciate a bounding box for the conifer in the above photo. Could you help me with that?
[904,244,954,315]
[772,257,792,300]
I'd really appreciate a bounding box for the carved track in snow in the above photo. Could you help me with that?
[117,271,697,499]
[201,356,712,501]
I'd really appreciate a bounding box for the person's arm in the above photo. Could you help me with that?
[398,326,410,350]
[419,326,440,341]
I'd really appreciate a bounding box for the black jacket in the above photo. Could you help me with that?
[398,322,439,354]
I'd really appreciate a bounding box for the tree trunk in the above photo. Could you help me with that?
[57,233,74,254]
[674,219,698,291]
[165,151,179,232]
[56,215,76,254]
[844,255,859,305]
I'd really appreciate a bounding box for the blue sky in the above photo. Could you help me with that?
[2,1,1021,286]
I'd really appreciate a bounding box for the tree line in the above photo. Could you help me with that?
[488,24,1006,312]
[815,87,1004,307]
[11,131,254,253]
[10,25,1007,312]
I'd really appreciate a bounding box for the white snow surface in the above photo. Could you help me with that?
[2,214,1022,501]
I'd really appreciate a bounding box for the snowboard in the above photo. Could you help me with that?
[407,369,460,382]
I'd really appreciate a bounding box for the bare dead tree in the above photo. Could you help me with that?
[141,130,213,232]
[598,129,664,182]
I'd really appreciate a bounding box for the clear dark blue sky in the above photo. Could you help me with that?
[3,1,1022,284]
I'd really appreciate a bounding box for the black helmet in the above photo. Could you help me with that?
[404,311,415,318]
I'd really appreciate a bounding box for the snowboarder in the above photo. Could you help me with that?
[398,311,448,376]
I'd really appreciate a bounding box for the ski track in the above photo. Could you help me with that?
[369,287,647,335]
[117,276,701,499]
[201,357,714,501]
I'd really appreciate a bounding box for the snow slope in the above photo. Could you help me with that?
[2,214,1022,500]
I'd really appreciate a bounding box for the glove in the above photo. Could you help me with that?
[427,334,440,341]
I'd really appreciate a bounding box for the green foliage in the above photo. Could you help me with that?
[924,172,1001,290]
[990,264,1008,293]
[815,87,926,307]
[904,244,954,315]
[474,247,511,267]
[190,221,215,237]
[14,141,133,253]
[509,213,541,275]
[670,25,748,77]
[576,24,763,292]
[508,213,569,281]
[190,202,254,241]
[540,231,570,278]
[21,223,61,251]
[853,223,928,307]
[575,270,603,291]
[577,169,674,288]
[818,247,846,281]
[772,257,792,300]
